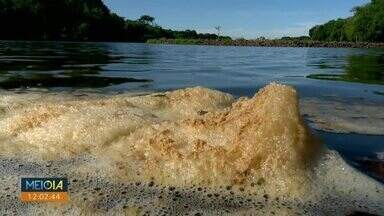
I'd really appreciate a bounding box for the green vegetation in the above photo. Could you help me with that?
[1,0,383,46]
[125,18,231,42]
[0,0,126,41]
[0,0,227,41]
[307,54,384,85]
[310,0,384,42]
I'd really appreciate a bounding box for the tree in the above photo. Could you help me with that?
[138,15,155,25]
[0,1,230,42]
[309,0,384,42]
[77,23,90,40]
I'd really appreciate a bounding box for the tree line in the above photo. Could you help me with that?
[309,0,384,42]
[2,0,382,43]
[0,0,230,41]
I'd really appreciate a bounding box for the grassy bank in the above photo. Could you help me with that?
[147,38,384,48]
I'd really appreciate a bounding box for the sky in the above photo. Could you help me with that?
[104,0,370,39]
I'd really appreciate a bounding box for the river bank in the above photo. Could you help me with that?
[147,38,384,48]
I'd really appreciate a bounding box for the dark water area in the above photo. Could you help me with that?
[316,130,384,182]
[0,40,383,181]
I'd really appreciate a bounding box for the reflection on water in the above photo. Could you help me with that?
[0,41,152,89]
[307,52,384,85]
[0,75,151,89]
[0,41,383,97]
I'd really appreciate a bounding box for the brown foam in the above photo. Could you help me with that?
[0,83,382,215]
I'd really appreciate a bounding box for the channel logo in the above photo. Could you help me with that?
[20,178,69,202]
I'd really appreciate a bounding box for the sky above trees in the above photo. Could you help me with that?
[104,0,369,39]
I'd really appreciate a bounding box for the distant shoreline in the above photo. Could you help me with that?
[2,39,384,49]
[147,38,384,49]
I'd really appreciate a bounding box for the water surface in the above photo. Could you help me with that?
[0,41,383,179]
[0,41,383,99]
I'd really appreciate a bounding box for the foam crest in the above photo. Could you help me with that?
[0,83,382,215]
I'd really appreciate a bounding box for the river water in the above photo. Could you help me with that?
[0,40,383,179]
